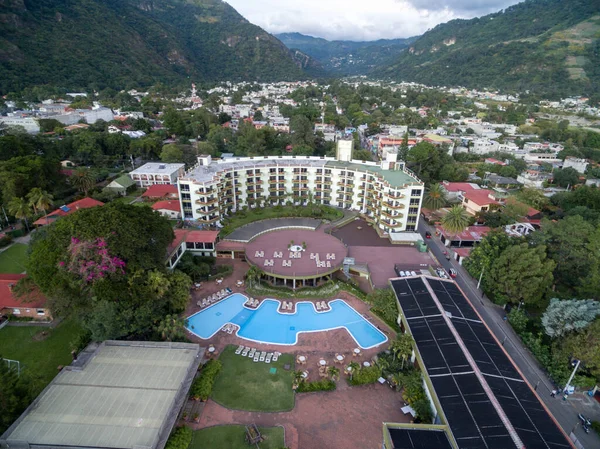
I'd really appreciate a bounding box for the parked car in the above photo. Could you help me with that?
[449,268,457,278]
[425,231,432,239]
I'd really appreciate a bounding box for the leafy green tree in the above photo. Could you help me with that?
[165,426,192,449]
[163,108,186,136]
[70,168,96,195]
[156,314,186,341]
[423,183,447,210]
[542,298,600,338]
[552,167,581,187]
[160,144,184,163]
[327,366,340,381]
[486,243,555,306]
[367,288,398,324]
[532,216,597,292]
[507,308,528,334]
[390,333,414,368]
[27,203,175,339]
[245,265,263,287]
[0,361,37,434]
[407,142,456,184]
[440,205,470,234]
[290,115,315,147]
[502,197,529,221]
[557,318,600,380]
[517,188,549,210]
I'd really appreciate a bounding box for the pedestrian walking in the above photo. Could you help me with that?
[551,389,556,397]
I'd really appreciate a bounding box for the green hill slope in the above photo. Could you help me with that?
[276,32,417,76]
[373,0,600,98]
[0,0,306,93]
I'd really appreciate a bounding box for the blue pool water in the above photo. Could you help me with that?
[186,293,387,349]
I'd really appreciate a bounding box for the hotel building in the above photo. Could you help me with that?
[177,140,424,233]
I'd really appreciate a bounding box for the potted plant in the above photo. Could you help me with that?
[302,241,306,249]
[182,411,189,421]
[193,413,200,423]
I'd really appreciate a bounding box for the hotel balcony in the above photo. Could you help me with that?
[381,210,404,220]
[388,192,405,200]
[246,179,264,186]
[197,216,219,224]
[385,202,405,210]
[381,219,403,228]
[268,186,286,192]
[195,197,218,206]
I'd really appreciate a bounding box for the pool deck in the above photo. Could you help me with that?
[187,262,396,372]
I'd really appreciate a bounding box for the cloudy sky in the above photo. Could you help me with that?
[225,0,523,41]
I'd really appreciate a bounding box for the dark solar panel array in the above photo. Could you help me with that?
[425,278,573,449]
[391,278,440,319]
[427,278,480,321]
[431,374,514,449]
[388,428,454,449]
[391,276,573,449]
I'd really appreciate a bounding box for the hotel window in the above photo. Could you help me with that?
[180,184,190,191]
[411,189,421,197]
[182,193,191,200]
[409,207,419,214]
[410,198,419,205]
[406,225,416,231]
[37,309,45,316]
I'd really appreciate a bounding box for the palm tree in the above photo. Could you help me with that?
[441,204,470,234]
[293,370,305,387]
[393,333,414,369]
[327,366,340,381]
[347,361,360,381]
[27,188,54,225]
[70,168,96,195]
[245,265,263,287]
[7,197,31,232]
[156,314,185,341]
[423,183,447,210]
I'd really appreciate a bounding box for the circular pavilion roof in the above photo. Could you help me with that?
[245,229,347,279]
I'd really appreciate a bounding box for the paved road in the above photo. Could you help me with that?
[417,221,600,449]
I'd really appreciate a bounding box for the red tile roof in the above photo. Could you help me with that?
[152,201,181,213]
[0,274,47,309]
[441,182,479,193]
[185,230,219,243]
[33,197,104,226]
[167,229,188,255]
[436,226,491,241]
[463,189,499,206]
[142,184,178,198]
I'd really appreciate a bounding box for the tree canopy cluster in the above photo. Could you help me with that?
[27,203,191,341]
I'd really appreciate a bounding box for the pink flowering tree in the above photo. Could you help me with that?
[58,237,126,283]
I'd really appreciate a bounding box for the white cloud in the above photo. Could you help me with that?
[224,0,522,41]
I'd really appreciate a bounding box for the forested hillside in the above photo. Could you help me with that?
[374,0,600,99]
[277,32,417,76]
[0,0,307,93]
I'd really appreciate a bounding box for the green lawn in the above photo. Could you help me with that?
[0,319,84,391]
[190,425,285,449]
[211,345,295,412]
[220,204,343,236]
[0,243,28,273]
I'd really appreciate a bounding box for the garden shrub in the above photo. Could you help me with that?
[190,360,222,401]
[592,421,600,436]
[296,379,336,393]
[165,426,192,449]
[0,235,13,248]
[349,366,382,386]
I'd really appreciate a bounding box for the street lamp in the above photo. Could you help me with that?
[563,359,581,397]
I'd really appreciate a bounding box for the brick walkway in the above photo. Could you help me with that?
[194,381,410,449]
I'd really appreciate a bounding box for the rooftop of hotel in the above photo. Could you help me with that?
[130,162,185,175]
[181,156,422,188]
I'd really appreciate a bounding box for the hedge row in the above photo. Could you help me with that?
[296,379,336,393]
[165,426,192,449]
[190,359,222,401]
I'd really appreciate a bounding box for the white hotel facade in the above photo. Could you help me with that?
[177,140,424,233]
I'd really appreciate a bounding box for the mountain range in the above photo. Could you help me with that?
[373,0,600,98]
[0,0,598,98]
[276,32,417,76]
[0,0,308,94]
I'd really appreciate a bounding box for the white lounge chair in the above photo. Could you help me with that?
[316,302,322,311]
[272,353,279,362]
[265,353,272,363]
[259,352,266,362]
[253,354,259,362]
[235,345,244,354]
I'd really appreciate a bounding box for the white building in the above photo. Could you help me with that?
[177,141,424,233]
[562,156,588,174]
[471,139,500,155]
[0,116,40,133]
[129,163,186,187]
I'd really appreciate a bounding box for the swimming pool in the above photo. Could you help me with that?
[186,293,387,349]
